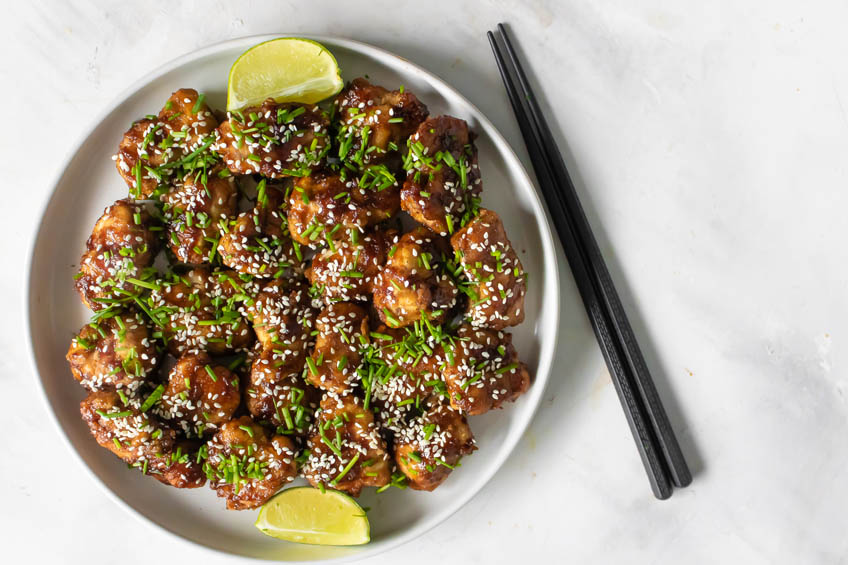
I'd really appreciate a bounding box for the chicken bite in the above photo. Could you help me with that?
[372,226,458,328]
[306,227,395,304]
[75,199,159,311]
[246,347,321,436]
[66,310,159,395]
[333,78,428,169]
[146,267,257,356]
[115,88,218,199]
[305,303,370,393]
[219,180,303,278]
[287,172,399,247]
[450,208,526,330]
[243,277,318,352]
[162,167,239,264]
[80,391,206,488]
[302,392,391,497]
[394,399,475,491]
[214,100,330,178]
[401,116,482,236]
[442,324,530,415]
[154,351,241,438]
[203,416,298,510]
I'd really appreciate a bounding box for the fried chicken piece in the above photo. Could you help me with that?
[442,324,530,415]
[80,391,205,488]
[115,88,218,199]
[306,303,370,393]
[66,311,159,395]
[243,277,318,352]
[333,78,428,169]
[246,347,321,436]
[162,167,239,264]
[75,199,159,311]
[302,392,391,497]
[154,351,240,438]
[214,100,330,179]
[372,226,458,328]
[306,227,395,304]
[204,416,298,510]
[394,399,475,491]
[401,116,482,236]
[451,208,526,330]
[218,181,303,278]
[287,172,399,247]
[147,267,257,356]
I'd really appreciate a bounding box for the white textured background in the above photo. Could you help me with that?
[4,0,847,563]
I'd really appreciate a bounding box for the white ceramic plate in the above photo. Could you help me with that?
[26,35,560,563]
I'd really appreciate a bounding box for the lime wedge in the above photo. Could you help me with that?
[255,487,370,546]
[227,38,344,110]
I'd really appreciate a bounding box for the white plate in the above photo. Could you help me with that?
[26,35,560,563]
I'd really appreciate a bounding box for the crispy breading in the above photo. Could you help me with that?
[305,303,370,393]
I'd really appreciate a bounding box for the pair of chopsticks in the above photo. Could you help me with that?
[488,24,692,499]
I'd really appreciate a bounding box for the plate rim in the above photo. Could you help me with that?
[25,33,561,563]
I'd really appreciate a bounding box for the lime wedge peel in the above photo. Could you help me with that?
[227,37,344,111]
[255,487,370,546]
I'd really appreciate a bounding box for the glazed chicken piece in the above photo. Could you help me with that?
[243,277,318,352]
[450,208,526,330]
[214,100,330,178]
[146,267,257,356]
[246,347,321,436]
[442,324,530,415]
[203,416,298,510]
[394,399,475,491]
[115,88,218,199]
[372,226,458,328]
[333,78,428,169]
[302,392,391,497]
[162,167,239,264]
[306,227,395,304]
[401,116,482,236]
[66,311,159,395]
[305,303,370,393]
[287,172,399,247]
[80,391,206,488]
[154,351,241,438]
[219,181,303,278]
[75,199,159,311]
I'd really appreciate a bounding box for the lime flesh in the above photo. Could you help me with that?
[227,38,343,110]
[255,487,370,546]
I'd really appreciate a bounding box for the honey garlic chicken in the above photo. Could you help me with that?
[287,172,399,247]
[394,400,475,491]
[246,347,321,436]
[334,78,428,169]
[442,324,530,416]
[80,391,205,488]
[154,352,241,438]
[302,392,391,497]
[214,100,330,179]
[243,278,318,353]
[401,116,482,236]
[66,311,159,395]
[115,88,218,199]
[451,208,526,330]
[147,267,257,356]
[203,416,298,510]
[372,226,458,328]
[75,199,159,311]
[162,167,239,264]
[218,181,303,278]
[307,227,395,304]
[306,303,370,393]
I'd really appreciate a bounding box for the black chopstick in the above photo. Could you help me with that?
[493,23,692,490]
[488,26,690,498]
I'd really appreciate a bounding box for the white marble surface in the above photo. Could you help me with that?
[3,0,846,562]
